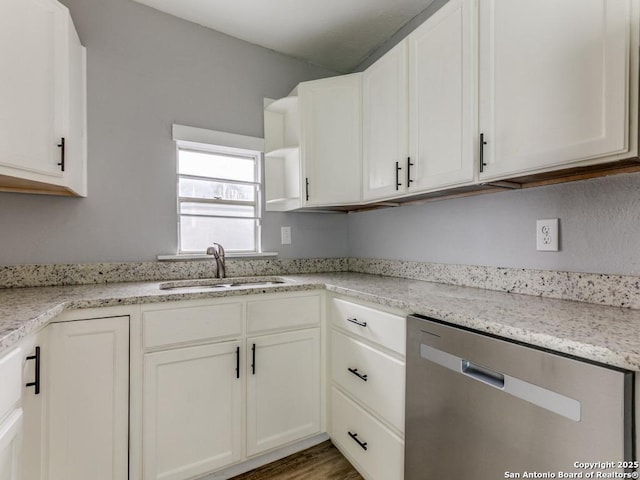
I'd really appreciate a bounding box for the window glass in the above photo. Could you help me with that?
[177,146,260,253]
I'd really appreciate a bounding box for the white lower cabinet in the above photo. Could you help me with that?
[0,328,47,480]
[246,328,321,456]
[47,316,129,480]
[331,388,404,480]
[20,330,47,480]
[331,330,405,432]
[134,292,323,480]
[0,346,23,480]
[328,295,406,480]
[143,341,243,480]
[0,410,22,480]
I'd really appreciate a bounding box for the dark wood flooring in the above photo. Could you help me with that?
[230,441,363,480]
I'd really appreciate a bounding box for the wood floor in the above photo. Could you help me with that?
[230,441,363,480]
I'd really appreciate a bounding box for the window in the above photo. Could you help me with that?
[177,144,261,254]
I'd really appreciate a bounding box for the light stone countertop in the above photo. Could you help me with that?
[1,272,640,371]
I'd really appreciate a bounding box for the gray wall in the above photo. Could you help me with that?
[347,172,640,275]
[0,0,347,264]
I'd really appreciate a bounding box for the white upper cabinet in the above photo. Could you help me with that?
[362,0,476,202]
[0,0,86,196]
[299,74,362,207]
[407,0,476,193]
[478,0,636,180]
[362,41,409,201]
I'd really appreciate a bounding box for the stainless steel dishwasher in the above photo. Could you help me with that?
[405,314,635,480]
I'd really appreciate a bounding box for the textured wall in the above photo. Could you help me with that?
[0,0,346,264]
[347,172,640,275]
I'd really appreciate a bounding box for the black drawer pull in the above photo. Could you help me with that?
[25,346,41,395]
[479,133,487,172]
[348,431,368,451]
[346,317,367,327]
[57,137,65,172]
[348,367,368,382]
[395,161,402,190]
[251,343,256,375]
[236,346,240,379]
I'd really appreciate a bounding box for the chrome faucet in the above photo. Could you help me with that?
[206,243,226,278]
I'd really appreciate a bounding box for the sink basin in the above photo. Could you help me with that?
[159,276,288,291]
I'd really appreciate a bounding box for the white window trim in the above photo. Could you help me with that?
[157,124,278,260]
[172,124,264,152]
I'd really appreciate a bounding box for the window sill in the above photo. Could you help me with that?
[157,252,279,261]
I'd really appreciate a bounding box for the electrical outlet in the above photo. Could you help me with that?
[536,219,559,251]
[281,226,292,245]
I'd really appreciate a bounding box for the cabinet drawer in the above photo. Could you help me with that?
[0,348,22,423]
[331,331,405,432]
[247,294,320,334]
[331,387,404,480]
[330,298,405,355]
[143,303,242,349]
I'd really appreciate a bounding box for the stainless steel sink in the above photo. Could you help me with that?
[159,276,288,291]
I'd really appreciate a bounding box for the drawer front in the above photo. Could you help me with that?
[331,331,405,432]
[0,348,22,423]
[143,303,242,349]
[331,297,405,355]
[247,294,321,334]
[331,387,404,480]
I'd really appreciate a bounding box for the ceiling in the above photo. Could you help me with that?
[131,0,435,73]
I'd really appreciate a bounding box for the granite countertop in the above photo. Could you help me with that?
[1,272,640,371]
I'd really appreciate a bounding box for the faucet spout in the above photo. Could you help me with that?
[206,243,226,278]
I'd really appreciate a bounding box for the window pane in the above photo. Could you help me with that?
[179,177,256,201]
[178,149,255,182]
[180,202,255,217]
[180,217,256,252]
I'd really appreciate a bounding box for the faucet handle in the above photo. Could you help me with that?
[213,243,225,260]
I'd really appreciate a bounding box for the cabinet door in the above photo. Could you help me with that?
[143,341,243,480]
[299,74,362,206]
[362,41,409,201]
[62,23,87,197]
[48,317,129,480]
[408,0,476,193]
[20,331,47,480]
[0,410,23,480]
[0,0,67,178]
[478,0,631,180]
[246,329,320,456]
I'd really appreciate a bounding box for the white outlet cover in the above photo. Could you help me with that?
[281,226,292,245]
[536,218,559,252]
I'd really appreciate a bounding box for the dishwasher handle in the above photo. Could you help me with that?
[461,359,505,389]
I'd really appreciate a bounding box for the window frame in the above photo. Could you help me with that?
[175,141,263,255]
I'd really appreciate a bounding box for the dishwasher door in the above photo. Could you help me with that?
[405,315,634,480]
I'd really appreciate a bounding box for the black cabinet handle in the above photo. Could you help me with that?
[395,161,402,190]
[348,367,368,382]
[236,346,240,379]
[407,157,414,187]
[305,178,310,201]
[346,317,367,328]
[480,133,487,172]
[251,343,256,375]
[57,137,65,172]
[348,431,368,451]
[25,346,41,395]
